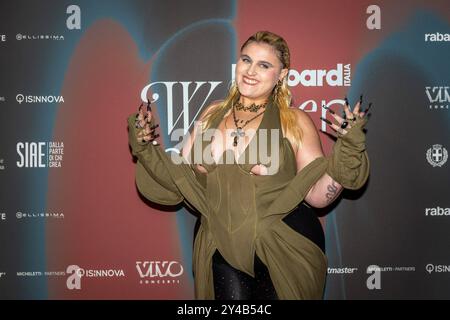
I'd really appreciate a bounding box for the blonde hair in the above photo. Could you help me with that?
[202,31,302,148]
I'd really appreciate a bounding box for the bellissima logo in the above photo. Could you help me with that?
[16,142,64,168]
[425,207,450,216]
[424,32,450,42]
[66,265,125,290]
[136,261,184,285]
[425,86,449,110]
[16,211,64,220]
[16,94,64,104]
[16,34,64,41]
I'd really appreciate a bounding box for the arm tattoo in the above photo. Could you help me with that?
[325,181,339,203]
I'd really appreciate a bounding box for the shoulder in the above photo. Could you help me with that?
[290,108,317,134]
[286,108,324,170]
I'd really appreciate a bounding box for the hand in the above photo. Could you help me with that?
[321,95,372,135]
[135,100,160,145]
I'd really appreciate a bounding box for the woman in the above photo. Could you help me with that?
[128,31,370,299]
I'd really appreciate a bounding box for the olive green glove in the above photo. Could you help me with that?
[127,113,183,205]
[326,116,370,190]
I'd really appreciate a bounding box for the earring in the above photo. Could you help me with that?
[273,79,283,96]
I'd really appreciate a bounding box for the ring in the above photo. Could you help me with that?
[340,121,348,129]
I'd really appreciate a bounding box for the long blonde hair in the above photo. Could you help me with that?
[202,31,302,148]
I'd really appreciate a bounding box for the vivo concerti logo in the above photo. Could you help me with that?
[136,261,184,285]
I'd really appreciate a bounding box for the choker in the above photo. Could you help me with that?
[234,101,268,112]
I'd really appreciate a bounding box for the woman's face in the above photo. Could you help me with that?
[235,41,288,102]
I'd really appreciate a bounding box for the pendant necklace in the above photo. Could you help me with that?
[228,101,267,147]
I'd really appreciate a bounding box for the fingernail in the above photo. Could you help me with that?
[366,102,373,112]
[359,94,363,104]
[322,105,336,114]
[320,117,333,125]
[153,134,160,139]
[344,96,349,106]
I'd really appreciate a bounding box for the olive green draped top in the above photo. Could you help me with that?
[127,97,369,299]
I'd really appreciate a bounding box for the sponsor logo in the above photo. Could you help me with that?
[231,63,351,87]
[136,261,184,285]
[426,144,448,167]
[425,86,449,109]
[426,264,450,274]
[366,265,381,290]
[327,267,358,274]
[425,32,450,42]
[140,62,351,147]
[66,265,125,290]
[425,207,450,216]
[66,5,81,30]
[16,94,64,104]
[16,271,65,277]
[16,141,64,168]
[16,211,64,219]
[16,34,64,41]
[366,265,416,272]
[366,5,381,30]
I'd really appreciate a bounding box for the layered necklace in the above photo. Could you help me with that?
[226,100,268,147]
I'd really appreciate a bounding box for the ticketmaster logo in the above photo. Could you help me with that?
[327,267,358,274]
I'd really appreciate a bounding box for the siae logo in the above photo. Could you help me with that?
[66,5,81,30]
[366,265,381,290]
[16,142,64,168]
[366,5,381,30]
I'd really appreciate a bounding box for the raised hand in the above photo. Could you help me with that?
[135,100,160,145]
[321,95,372,135]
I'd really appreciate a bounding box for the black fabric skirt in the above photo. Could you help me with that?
[194,202,325,300]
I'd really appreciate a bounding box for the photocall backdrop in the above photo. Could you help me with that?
[0,0,449,299]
